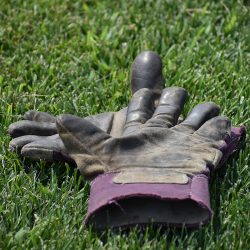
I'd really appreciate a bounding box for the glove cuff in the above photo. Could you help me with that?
[85,173,211,229]
[85,126,246,230]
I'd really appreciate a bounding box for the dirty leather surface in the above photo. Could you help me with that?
[8,51,164,163]
[56,87,232,183]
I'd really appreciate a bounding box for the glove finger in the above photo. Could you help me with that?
[146,87,188,128]
[123,88,155,135]
[21,134,73,163]
[131,51,164,94]
[174,102,220,133]
[9,135,46,152]
[7,120,57,138]
[24,110,56,122]
[56,114,110,176]
[56,114,111,154]
[195,116,231,141]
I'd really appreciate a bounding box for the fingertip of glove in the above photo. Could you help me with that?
[23,110,37,120]
[7,125,13,136]
[9,139,17,150]
[131,51,164,94]
[188,102,221,118]
[8,141,17,152]
[204,102,220,112]
[133,51,162,67]
[7,123,18,137]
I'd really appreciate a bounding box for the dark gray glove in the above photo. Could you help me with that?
[7,51,163,163]
[56,87,245,229]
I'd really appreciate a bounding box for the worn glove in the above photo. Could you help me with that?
[56,86,245,229]
[7,51,163,163]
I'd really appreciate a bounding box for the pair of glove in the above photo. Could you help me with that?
[8,51,245,230]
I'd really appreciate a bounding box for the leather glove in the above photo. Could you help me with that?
[7,51,163,163]
[56,87,245,229]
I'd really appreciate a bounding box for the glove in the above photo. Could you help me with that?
[7,51,163,163]
[56,87,245,229]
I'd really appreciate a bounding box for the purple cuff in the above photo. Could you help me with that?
[85,174,211,229]
[85,126,246,230]
[219,126,246,166]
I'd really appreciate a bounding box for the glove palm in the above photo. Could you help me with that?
[56,87,230,184]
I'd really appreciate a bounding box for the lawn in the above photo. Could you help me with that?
[0,0,249,249]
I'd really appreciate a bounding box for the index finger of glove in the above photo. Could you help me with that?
[123,88,155,135]
[7,120,57,138]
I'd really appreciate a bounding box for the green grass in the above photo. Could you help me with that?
[0,0,249,249]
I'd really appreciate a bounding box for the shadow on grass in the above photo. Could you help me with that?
[21,157,85,189]
[209,140,247,233]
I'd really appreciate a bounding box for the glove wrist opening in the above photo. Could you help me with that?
[85,173,212,230]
